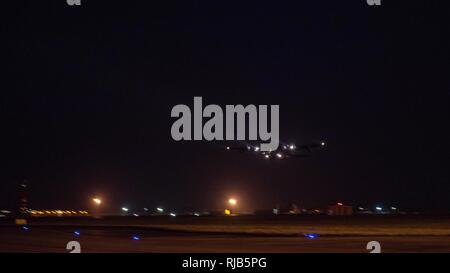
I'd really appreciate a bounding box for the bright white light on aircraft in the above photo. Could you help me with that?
[265,154,270,159]
[254,147,260,152]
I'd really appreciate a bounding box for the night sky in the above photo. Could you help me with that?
[1,1,449,212]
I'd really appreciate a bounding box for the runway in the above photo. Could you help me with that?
[1,226,449,253]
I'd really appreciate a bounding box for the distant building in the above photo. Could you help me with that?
[273,203,302,215]
[29,210,89,216]
[327,204,353,216]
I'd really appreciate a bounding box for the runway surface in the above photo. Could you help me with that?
[1,226,450,253]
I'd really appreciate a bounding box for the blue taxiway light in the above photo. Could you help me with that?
[132,235,140,241]
[74,231,81,236]
[21,226,29,231]
[304,233,320,239]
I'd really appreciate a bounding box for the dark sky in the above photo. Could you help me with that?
[1,0,449,212]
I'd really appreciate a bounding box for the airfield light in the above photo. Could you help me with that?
[228,198,237,206]
[74,231,81,236]
[157,207,164,213]
[121,207,129,212]
[132,235,140,241]
[170,213,177,217]
[226,146,230,150]
[289,145,295,150]
[304,233,320,239]
[22,226,29,231]
[276,153,283,159]
[321,142,326,146]
[224,209,231,215]
[194,213,200,216]
[337,202,343,206]
[92,198,102,205]
[375,206,383,211]
[391,206,397,210]
[254,147,260,152]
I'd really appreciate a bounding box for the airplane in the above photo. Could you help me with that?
[225,141,326,159]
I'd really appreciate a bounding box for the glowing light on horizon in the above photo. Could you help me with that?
[228,198,237,206]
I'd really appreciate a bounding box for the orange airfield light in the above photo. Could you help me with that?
[92,198,102,205]
[228,198,237,206]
